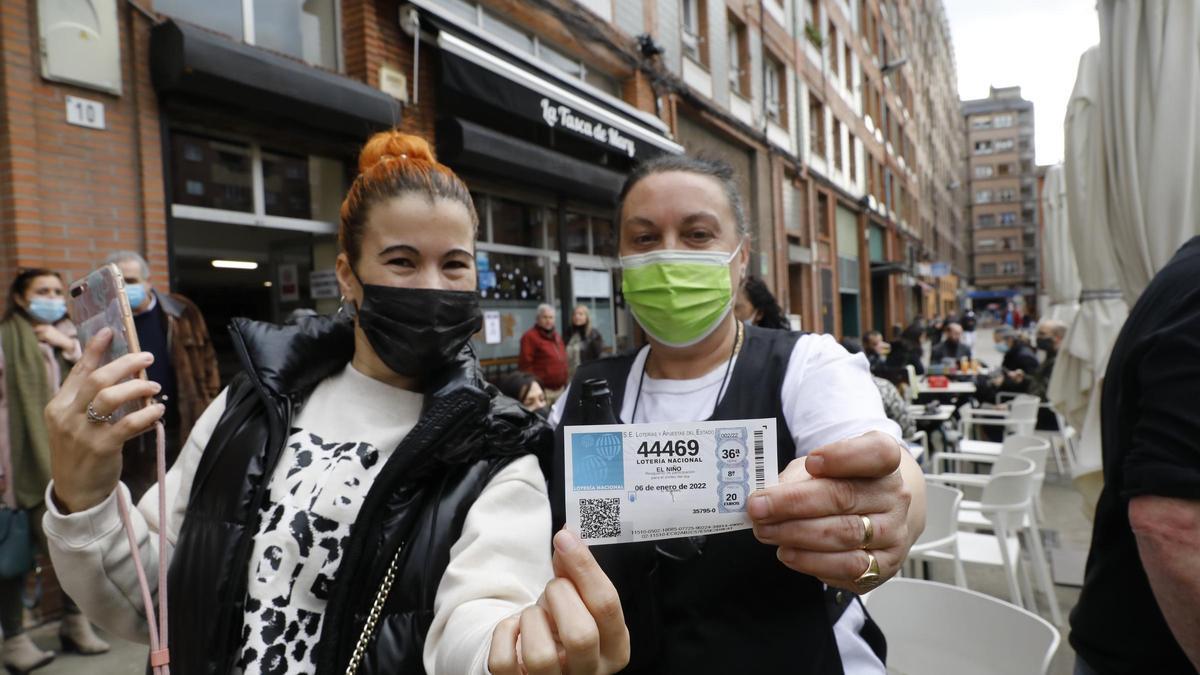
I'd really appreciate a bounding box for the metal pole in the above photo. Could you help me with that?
[557,196,572,334]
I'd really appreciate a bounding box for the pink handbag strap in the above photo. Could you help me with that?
[116,421,170,675]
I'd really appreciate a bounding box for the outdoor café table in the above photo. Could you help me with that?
[908,403,957,455]
[917,378,977,397]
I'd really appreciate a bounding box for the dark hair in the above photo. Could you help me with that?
[899,322,926,347]
[742,276,790,330]
[862,330,882,342]
[339,130,478,265]
[496,371,542,405]
[616,155,749,238]
[5,268,62,321]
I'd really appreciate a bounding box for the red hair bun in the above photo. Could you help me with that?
[357,130,438,174]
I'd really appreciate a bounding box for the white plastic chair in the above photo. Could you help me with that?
[921,458,1032,606]
[959,395,1040,455]
[906,429,929,464]
[864,578,1061,675]
[907,482,967,588]
[934,436,1052,520]
[998,392,1076,476]
[905,364,920,402]
[925,452,1064,626]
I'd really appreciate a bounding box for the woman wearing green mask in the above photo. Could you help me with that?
[549,155,927,674]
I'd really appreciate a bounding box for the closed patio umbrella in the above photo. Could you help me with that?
[1098,1,1200,305]
[1040,164,1080,324]
[1048,47,1128,489]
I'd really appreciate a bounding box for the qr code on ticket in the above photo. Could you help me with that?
[579,498,621,539]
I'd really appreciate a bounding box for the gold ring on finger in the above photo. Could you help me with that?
[86,402,114,425]
[859,514,874,549]
[855,552,883,592]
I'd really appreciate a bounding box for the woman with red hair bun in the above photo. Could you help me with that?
[40,131,629,675]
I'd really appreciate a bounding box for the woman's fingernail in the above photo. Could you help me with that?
[142,352,154,363]
[778,548,796,564]
[555,529,580,553]
[806,454,825,475]
[151,382,162,392]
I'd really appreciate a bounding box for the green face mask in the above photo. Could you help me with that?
[620,245,741,347]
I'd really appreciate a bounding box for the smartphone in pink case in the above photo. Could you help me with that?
[67,264,148,424]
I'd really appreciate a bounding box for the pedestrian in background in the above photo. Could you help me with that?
[102,251,219,501]
[519,303,568,398]
[0,268,109,674]
[565,304,605,379]
[734,276,791,330]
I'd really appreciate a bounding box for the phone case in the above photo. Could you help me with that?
[68,264,147,423]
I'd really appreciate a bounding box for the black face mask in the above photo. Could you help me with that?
[1036,337,1055,352]
[353,279,482,378]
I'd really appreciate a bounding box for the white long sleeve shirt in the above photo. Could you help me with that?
[43,363,553,674]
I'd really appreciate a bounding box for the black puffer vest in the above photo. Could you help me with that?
[166,315,551,674]
[553,326,848,674]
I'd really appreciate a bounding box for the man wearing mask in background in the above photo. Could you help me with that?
[991,325,1039,381]
[930,322,972,364]
[103,251,220,500]
[1007,319,1067,430]
[519,303,569,401]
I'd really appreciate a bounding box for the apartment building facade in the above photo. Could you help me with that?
[1,0,971,382]
[962,85,1039,313]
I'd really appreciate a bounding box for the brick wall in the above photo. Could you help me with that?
[343,0,437,146]
[0,2,166,290]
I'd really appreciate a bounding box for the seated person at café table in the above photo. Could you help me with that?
[930,322,972,365]
[985,325,1039,395]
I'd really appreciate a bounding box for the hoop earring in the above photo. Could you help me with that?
[338,295,358,319]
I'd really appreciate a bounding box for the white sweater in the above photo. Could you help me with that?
[43,364,553,674]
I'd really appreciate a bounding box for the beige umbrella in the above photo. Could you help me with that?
[1099,1,1200,305]
[1048,47,1128,494]
[1040,164,1080,325]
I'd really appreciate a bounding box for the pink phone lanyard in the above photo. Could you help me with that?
[114,421,170,674]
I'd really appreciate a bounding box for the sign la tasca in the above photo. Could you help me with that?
[540,98,637,158]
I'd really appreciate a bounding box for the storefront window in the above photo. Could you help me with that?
[262,151,311,219]
[491,197,543,248]
[476,251,546,302]
[170,131,347,230]
[172,134,254,213]
[564,212,591,254]
[591,217,616,257]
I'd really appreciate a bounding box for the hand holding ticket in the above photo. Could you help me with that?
[564,418,780,544]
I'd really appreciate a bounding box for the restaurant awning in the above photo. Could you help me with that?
[438,118,625,203]
[150,20,399,139]
[414,0,684,160]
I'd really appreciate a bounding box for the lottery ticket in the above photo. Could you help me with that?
[563,418,779,544]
